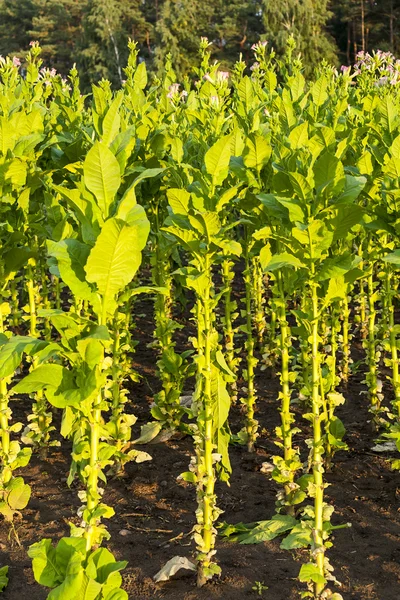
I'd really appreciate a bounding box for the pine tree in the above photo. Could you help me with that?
[80,0,150,87]
[29,0,83,73]
[154,0,216,78]
[262,0,337,74]
[0,0,36,56]
[213,0,264,66]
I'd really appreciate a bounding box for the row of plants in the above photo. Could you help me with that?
[0,38,400,599]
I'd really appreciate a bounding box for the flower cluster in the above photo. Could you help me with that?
[0,55,21,68]
[343,49,400,88]
[166,83,188,103]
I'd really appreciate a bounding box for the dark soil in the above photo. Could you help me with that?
[1,295,400,600]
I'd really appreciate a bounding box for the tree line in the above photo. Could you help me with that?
[0,0,399,89]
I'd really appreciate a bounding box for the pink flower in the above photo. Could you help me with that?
[12,56,21,67]
[217,71,229,82]
[168,83,180,95]
[203,73,213,83]
[341,65,350,73]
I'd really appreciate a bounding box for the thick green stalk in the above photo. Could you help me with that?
[85,390,102,552]
[341,294,350,383]
[0,304,11,485]
[277,273,294,513]
[253,257,266,351]
[197,255,217,587]
[111,310,122,444]
[386,266,400,416]
[54,276,61,310]
[243,250,258,453]
[221,259,237,401]
[26,265,37,337]
[367,267,379,421]
[311,281,325,597]
[10,279,19,329]
[359,277,367,338]
[325,306,338,470]
[26,265,50,449]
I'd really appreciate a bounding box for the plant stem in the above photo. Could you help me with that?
[85,390,101,552]
[243,246,258,453]
[277,272,294,514]
[367,265,379,422]
[197,254,217,586]
[222,259,237,401]
[386,265,400,417]
[311,281,325,597]
[341,294,350,383]
[0,303,11,485]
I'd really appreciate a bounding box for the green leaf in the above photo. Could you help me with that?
[0,336,48,379]
[84,142,121,217]
[383,250,400,266]
[324,276,346,305]
[134,62,148,90]
[0,565,8,592]
[330,204,363,241]
[243,135,271,172]
[239,515,297,544]
[337,175,366,203]
[85,217,148,314]
[167,188,190,216]
[4,247,36,278]
[132,422,162,444]
[104,591,128,600]
[314,152,345,197]
[281,523,313,550]
[47,239,94,304]
[205,136,232,187]
[259,244,272,271]
[28,539,61,588]
[311,76,328,107]
[298,563,326,585]
[329,417,346,440]
[237,76,254,111]
[13,364,72,394]
[102,94,123,146]
[7,477,31,510]
[317,254,360,281]
[274,197,305,224]
[265,253,304,272]
[288,122,308,149]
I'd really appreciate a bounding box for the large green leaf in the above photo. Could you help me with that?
[47,239,95,304]
[167,188,190,216]
[102,94,123,146]
[13,364,73,394]
[28,539,61,588]
[7,477,31,510]
[264,253,304,272]
[85,217,147,314]
[205,136,232,187]
[84,142,121,217]
[243,135,271,172]
[0,336,48,379]
[314,152,345,197]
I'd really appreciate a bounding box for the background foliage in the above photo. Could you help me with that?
[0,1,399,88]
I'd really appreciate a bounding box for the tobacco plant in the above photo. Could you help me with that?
[162,134,241,585]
